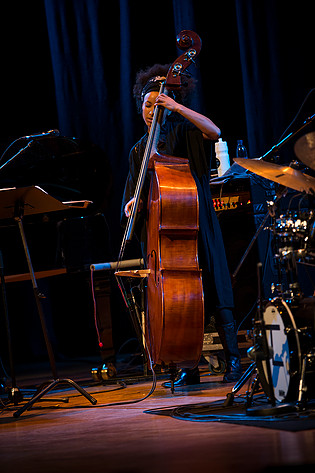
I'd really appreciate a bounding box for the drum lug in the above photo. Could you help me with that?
[285,327,301,335]
[271,282,283,296]
[284,327,295,335]
[306,350,315,366]
[290,369,299,377]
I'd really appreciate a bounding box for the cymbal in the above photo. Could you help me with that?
[234,157,315,194]
[294,131,315,170]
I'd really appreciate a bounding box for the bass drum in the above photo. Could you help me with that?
[258,298,315,403]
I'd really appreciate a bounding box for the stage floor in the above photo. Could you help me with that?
[1,358,315,473]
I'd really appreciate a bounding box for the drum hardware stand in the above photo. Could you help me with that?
[223,361,257,407]
[0,186,98,417]
[224,263,278,411]
[246,263,302,416]
[296,350,315,410]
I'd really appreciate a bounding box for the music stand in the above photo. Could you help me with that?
[0,186,97,417]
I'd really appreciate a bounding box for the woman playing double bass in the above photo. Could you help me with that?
[121,63,242,385]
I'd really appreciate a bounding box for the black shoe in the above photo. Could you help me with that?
[162,368,200,388]
[223,357,242,383]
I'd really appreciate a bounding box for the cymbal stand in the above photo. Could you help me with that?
[12,202,97,417]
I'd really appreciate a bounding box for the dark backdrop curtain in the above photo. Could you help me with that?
[235,0,315,161]
[1,0,315,360]
[1,0,314,252]
[42,0,245,251]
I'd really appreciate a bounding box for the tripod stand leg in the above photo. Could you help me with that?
[0,250,23,405]
[223,362,256,406]
[13,378,97,418]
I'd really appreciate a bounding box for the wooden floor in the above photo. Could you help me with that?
[1,359,315,473]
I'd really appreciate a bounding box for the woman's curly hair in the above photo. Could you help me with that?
[133,63,196,113]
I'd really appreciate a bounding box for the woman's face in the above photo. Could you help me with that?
[142,91,159,131]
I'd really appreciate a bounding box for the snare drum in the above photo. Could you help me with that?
[258,298,314,403]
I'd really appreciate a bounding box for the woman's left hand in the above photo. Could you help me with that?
[156,92,221,140]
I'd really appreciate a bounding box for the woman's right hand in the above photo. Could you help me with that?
[124,197,135,217]
[124,197,143,217]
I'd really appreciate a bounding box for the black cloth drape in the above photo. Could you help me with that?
[2,0,314,250]
[1,0,315,360]
[235,0,315,160]
[42,0,244,250]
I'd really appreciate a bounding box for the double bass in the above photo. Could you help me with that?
[117,31,204,384]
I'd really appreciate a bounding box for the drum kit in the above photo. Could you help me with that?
[229,131,315,413]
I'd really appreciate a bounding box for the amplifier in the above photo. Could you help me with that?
[212,190,252,212]
[211,175,276,215]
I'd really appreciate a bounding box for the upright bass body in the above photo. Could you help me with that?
[117,30,205,372]
[146,154,204,369]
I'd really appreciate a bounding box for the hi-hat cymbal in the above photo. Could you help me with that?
[294,131,315,171]
[234,157,315,194]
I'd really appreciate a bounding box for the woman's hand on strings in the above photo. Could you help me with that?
[155,93,179,112]
[156,93,220,140]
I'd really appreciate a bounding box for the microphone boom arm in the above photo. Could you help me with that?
[260,113,315,161]
[0,141,34,173]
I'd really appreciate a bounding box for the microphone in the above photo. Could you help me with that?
[23,129,60,139]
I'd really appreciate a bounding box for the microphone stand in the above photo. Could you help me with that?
[0,142,33,406]
[260,113,315,161]
[0,141,33,172]
[0,187,98,417]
